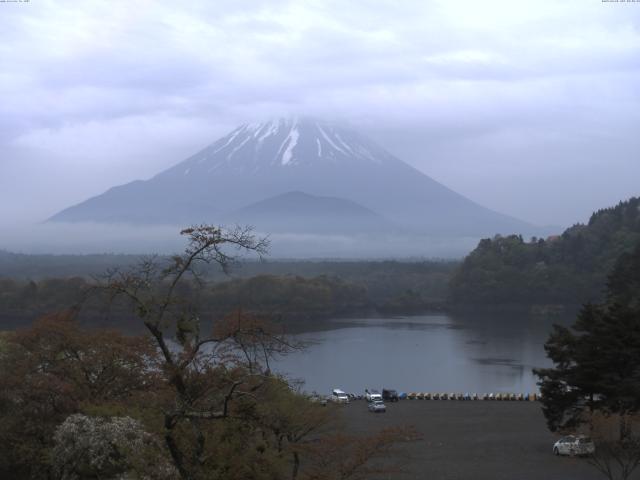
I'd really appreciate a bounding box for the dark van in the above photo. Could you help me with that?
[382,389,399,402]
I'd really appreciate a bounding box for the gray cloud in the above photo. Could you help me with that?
[0,0,639,232]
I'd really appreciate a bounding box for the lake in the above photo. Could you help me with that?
[272,313,569,396]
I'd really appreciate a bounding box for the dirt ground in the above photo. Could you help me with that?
[341,400,604,480]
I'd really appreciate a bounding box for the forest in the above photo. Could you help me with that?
[2,197,640,329]
[0,260,454,330]
[449,197,640,308]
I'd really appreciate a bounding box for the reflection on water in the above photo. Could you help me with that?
[272,313,570,395]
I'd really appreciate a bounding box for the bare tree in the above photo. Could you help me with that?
[98,225,302,480]
[588,414,640,480]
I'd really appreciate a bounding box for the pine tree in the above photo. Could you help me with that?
[535,241,640,435]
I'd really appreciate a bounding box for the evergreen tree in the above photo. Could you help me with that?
[535,241,640,435]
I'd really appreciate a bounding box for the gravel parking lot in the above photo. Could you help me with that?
[342,400,603,480]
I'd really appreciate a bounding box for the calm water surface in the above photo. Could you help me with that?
[272,313,567,395]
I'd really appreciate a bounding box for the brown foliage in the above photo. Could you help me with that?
[0,226,418,480]
[0,312,157,479]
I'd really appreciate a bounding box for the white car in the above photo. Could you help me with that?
[368,400,386,413]
[365,389,383,402]
[308,394,328,406]
[331,389,349,403]
[553,435,595,456]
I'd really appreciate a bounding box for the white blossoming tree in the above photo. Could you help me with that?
[52,414,178,480]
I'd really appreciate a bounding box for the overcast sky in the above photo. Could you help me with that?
[1,0,639,230]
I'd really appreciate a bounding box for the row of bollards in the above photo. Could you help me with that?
[405,392,540,401]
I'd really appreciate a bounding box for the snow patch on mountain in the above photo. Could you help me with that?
[280,125,299,165]
[182,117,395,174]
[212,126,243,156]
[227,134,252,160]
[256,120,281,144]
[318,125,348,157]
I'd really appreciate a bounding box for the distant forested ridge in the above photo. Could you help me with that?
[450,197,640,307]
[3,197,638,324]
[0,260,455,329]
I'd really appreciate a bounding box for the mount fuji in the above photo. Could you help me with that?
[50,117,535,237]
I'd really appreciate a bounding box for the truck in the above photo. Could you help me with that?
[331,389,349,403]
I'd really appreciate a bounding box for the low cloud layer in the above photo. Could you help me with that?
[0,222,479,259]
[1,0,639,231]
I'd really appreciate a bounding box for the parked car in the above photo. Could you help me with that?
[382,388,398,402]
[553,435,595,456]
[309,394,328,406]
[368,400,386,413]
[365,389,383,402]
[331,389,349,403]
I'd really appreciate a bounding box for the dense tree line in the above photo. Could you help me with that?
[0,265,454,329]
[0,250,456,283]
[450,197,640,307]
[207,275,370,319]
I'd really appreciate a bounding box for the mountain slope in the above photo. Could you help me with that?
[224,191,392,234]
[50,117,535,236]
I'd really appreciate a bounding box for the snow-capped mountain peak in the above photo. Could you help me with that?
[49,117,536,240]
[175,117,390,176]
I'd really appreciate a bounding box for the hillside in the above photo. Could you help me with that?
[225,191,393,233]
[449,197,640,307]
